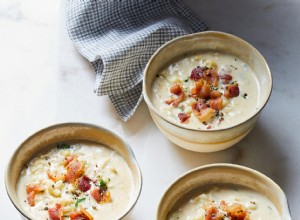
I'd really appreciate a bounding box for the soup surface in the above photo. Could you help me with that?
[168,185,281,220]
[151,52,260,130]
[17,142,134,220]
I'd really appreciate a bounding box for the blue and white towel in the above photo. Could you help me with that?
[66,0,207,121]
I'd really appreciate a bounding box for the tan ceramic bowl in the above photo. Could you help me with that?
[143,31,272,152]
[5,123,142,220]
[157,164,291,220]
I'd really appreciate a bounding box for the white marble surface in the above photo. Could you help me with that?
[0,0,299,219]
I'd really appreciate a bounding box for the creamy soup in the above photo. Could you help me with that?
[168,185,281,220]
[151,52,260,130]
[17,142,134,220]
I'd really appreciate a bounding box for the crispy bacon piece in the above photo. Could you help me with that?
[221,202,249,220]
[27,191,35,207]
[47,172,66,183]
[210,90,222,99]
[191,80,211,99]
[66,158,84,184]
[69,208,93,220]
[26,183,45,207]
[224,83,240,98]
[192,102,215,123]
[91,188,111,204]
[165,84,185,107]
[190,80,204,97]
[190,66,207,81]
[209,97,223,110]
[192,100,208,111]
[77,175,91,192]
[48,204,64,220]
[170,84,182,95]
[219,73,233,84]
[64,155,76,167]
[178,113,190,123]
[199,83,211,99]
[204,69,219,87]
[205,204,227,220]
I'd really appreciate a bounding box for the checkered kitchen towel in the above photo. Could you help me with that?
[66,0,207,121]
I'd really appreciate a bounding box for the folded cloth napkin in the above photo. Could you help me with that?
[66,0,207,121]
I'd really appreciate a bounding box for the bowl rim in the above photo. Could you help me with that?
[5,122,143,220]
[156,163,291,220]
[143,31,273,132]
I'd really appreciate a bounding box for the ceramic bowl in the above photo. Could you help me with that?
[143,31,272,152]
[5,123,142,220]
[157,163,291,220]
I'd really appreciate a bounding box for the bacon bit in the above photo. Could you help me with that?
[190,80,204,97]
[198,83,211,99]
[26,183,45,207]
[77,175,91,192]
[192,102,215,123]
[209,97,223,110]
[178,113,190,123]
[66,158,84,184]
[69,208,93,220]
[220,73,233,84]
[26,183,45,194]
[210,90,222,99]
[91,188,111,204]
[64,155,76,167]
[203,69,219,87]
[27,191,35,207]
[205,205,224,220]
[170,84,182,95]
[192,101,208,111]
[224,83,240,98]
[221,203,249,220]
[165,84,185,107]
[47,172,66,183]
[190,66,207,81]
[48,204,64,220]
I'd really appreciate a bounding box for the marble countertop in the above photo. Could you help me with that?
[1,0,299,219]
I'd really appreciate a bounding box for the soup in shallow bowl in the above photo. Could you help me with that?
[157,164,291,220]
[5,123,142,220]
[143,31,272,152]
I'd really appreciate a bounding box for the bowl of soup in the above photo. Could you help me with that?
[5,123,142,220]
[157,164,291,220]
[143,31,272,152]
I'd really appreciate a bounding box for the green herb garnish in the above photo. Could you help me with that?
[178,106,185,112]
[75,198,86,207]
[99,179,108,191]
[184,78,189,82]
[57,143,70,149]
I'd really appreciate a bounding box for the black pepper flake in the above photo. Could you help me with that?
[230,64,238,70]
[44,207,48,211]
[156,74,159,78]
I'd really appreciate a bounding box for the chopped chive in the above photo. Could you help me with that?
[75,198,86,207]
[99,179,108,191]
